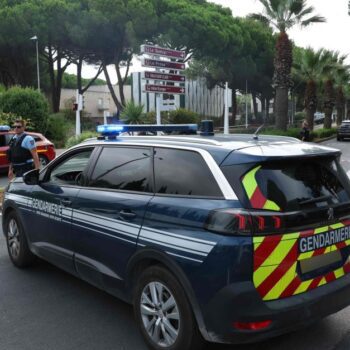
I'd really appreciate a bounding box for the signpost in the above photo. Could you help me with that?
[140,45,186,59]
[140,44,186,126]
[142,71,186,83]
[141,58,185,71]
[144,85,186,94]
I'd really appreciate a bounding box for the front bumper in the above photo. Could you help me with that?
[202,273,350,344]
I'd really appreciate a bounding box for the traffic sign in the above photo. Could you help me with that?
[142,58,185,71]
[141,45,186,59]
[142,71,186,83]
[144,84,186,95]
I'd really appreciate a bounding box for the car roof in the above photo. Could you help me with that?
[78,133,340,164]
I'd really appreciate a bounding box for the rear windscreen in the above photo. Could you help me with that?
[222,157,350,212]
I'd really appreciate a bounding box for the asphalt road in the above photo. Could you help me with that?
[1,139,350,350]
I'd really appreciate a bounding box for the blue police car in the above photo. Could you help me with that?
[3,124,350,350]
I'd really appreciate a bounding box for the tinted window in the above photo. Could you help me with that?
[223,157,350,212]
[50,149,93,185]
[89,147,152,192]
[0,135,6,147]
[154,148,222,197]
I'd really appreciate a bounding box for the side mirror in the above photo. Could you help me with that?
[23,169,40,185]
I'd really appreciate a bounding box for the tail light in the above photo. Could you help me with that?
[233,320,272,331]
[204,208,286,236]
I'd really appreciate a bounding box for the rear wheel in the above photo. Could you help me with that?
[5,211,35,268]
[134,266,204,350]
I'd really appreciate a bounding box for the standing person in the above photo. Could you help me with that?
[300,120,310,142]
[7,119,40,179]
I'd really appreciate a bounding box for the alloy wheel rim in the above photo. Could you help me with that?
[8,219,20,259]
[140,281,180,347]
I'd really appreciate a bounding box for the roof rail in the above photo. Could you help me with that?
[121,136,222,146]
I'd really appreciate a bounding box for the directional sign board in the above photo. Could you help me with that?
[142,71,185,83]
[142,58,185,71]
[144,84,185,95]
[141,45,186,59]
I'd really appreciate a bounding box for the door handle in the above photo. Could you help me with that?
[60,199,72,207]
[118,210,137,220]
[93,208,117,214]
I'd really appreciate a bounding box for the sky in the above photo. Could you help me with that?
[67,0,350,83]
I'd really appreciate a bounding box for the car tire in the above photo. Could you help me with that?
[134,265,204,350]
[39,154,49,167]
[5,211,35,268]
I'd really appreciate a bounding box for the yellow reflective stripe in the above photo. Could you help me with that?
[314,226,329,234]
[36,149,47,153]
[263,262,297,301]
[262,239,296,266]
[253,237,265,244]
[318,277,327,287]
[263,199,280,211]
[330,223,345,230]
[294,279,313,295]
[298,250,314,261]
[253,265,277,288]
[242,166,260,199]
[334,267,345,279]
[281,232,300,241]
[345,239,350,246]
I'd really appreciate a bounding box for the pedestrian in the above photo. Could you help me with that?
[7,119,40,180]
[300,120,310,142]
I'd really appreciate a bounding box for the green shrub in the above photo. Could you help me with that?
[46,113,74,148]
[65,131,98,148]
[0,87,49,132]
[168,108,199,124]
[0,112,34,130]
[143,111,157,124]
[314,128,337,139]
[121,101,145,124]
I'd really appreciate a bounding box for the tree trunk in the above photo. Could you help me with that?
[230,89,237,125]
[304,80,317,130]
[275,87,289,130]
[273,32,293,131]
[323,80,335,129]
[103,63,123,112]
[252,92,258,121]
[336,86,345,126]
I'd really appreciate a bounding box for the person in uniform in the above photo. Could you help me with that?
[7,119,40,179]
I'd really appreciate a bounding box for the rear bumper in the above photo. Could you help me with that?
[202,273,350,344]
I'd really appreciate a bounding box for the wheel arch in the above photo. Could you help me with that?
[126,248,211,341]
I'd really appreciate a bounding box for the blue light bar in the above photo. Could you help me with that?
[96,124,198,137]
[0,125,10,131]
[97,125,124,135]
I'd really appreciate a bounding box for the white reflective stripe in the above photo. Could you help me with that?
[5,193,28,205]
[166,251,203,263]
[142,226,216,245]
[74,209,140,229]
[73,211,140,236]
[139,236,208,256]
[140,229,215,254]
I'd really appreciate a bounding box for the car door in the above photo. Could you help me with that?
[24,147,96,274]
[72,145,153,293]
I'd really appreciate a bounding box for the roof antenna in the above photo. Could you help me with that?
[253,124,265,140]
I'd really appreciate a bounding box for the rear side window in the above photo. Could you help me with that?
[222,157,350,212]
[89,147,152,193]
[154,148,222,197]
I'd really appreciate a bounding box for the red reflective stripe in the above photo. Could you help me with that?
[299,229,315,238]
[311,247,327,257]
[250,187,267,209]
[344,263,350,274]
[307,276,323,291]
[325,271,336,283]
[257,241,298,298]
[254,235,283,270]
[336,241,347,249]
[279,276,302,298]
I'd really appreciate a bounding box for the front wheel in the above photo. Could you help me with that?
[5,211,35,268]
[134,266,204,350]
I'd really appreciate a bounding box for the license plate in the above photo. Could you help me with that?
[300,250,342,274]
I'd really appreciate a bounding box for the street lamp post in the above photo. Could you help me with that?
[30,35,40,92]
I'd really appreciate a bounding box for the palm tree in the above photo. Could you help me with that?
[320,51,348,128]
[334,69,350,126]
[253,0,325,130]
[292,47,327,130]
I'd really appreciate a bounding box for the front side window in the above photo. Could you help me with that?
[49,149,93,185]
[154,148,222,197]
[89,147,152,193]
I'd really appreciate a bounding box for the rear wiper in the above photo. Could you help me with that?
[298,195,333,205]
